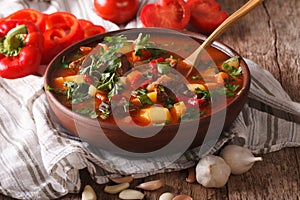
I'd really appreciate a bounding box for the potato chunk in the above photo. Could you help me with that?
[63,75,84,83]
[137,106,171,124]
[170,101,187,121]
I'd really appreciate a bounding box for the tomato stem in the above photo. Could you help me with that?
[0,25,27,56]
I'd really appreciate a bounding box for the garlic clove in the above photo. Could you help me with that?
[220,145,263,175]
[104,182,130,194]
[82,185,97,200]
[109,175,134,184]
[195,155,231,188]
[119,189,145,200]
[172,194,193,200]
[159,192,175,200]
[136,179,164,191]
[185,167,196,183]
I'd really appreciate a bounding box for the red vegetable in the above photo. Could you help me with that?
[140,0,191,30]
[4,8,47,32]
[94,0,140,24]
[0,20,43,79]
[187,0,228,34]
[41,12,84,64]
[78,19,106,38]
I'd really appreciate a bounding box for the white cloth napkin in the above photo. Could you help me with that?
[0,0,300,199]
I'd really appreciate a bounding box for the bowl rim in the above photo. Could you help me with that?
[44,27,251,130]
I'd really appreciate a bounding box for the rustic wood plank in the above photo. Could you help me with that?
[265,0,300,101]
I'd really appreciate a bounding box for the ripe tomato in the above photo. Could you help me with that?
[5,8,47,31]
[94,0,140,24]
[140,0,191,30]
[187,0,228,34]
[41,12,84,64]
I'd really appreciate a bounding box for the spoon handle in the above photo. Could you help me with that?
[186,0,263,69]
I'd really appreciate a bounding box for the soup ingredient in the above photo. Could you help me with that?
[94,0,140,24]
[220,145,263,175]
[136,179,164,191]
[49,34,244,125]
[119,189,145,200]
[136,106,172,125]
[195,155,231,188]
[109,175,134,184]
[159,192,175,200]
[4,8,47,31]
[185,167,196,183]
[172,194,193,200]
[41,12,84,64]
[186,0,228,34]
[140,0,191,30]
[0,20,43,79]
[78,19,106,38]
[82,185,97,200]
[104,182,130,194]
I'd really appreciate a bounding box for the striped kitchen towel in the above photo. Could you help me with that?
[0,0,300,199]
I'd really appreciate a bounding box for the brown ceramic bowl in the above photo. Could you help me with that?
[44,28,250,155]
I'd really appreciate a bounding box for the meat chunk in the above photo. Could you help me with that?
[115,53,131,77]
[68,56,86,70]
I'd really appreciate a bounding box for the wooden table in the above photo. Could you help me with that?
[1,0,300,199]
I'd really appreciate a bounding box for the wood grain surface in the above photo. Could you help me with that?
[1,0,299,199]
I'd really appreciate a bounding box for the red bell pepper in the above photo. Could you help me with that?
[78,19,106,38]
[5,8,47,32]
[0,20,43,79]
[41,12,84,64]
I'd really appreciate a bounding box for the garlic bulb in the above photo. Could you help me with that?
[220,145,263,175]
[195,155,231,188]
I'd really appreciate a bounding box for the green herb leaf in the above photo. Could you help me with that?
[157,62,171,74]
[107,81,125,99]
[77,108,98,119]
[99,106,111,120]
[230,67,242,77]
[64,81,89,104]
[138,94,153,106]
[153,120,171,126]
[192,75,201,80]
[226,83,239,92]
[104,35,128,49]
[132,88,148,97]
[194,88,210,100]
[45,85,54,91]
[180,109,202,122]
[134,33,166,58]
[222,56,239,71]
[134,33,152,55]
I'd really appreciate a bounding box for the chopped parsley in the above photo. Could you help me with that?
[195,88,210,100]
[230,67,242,77]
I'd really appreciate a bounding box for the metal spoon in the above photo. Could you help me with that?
[185,0,263,77]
